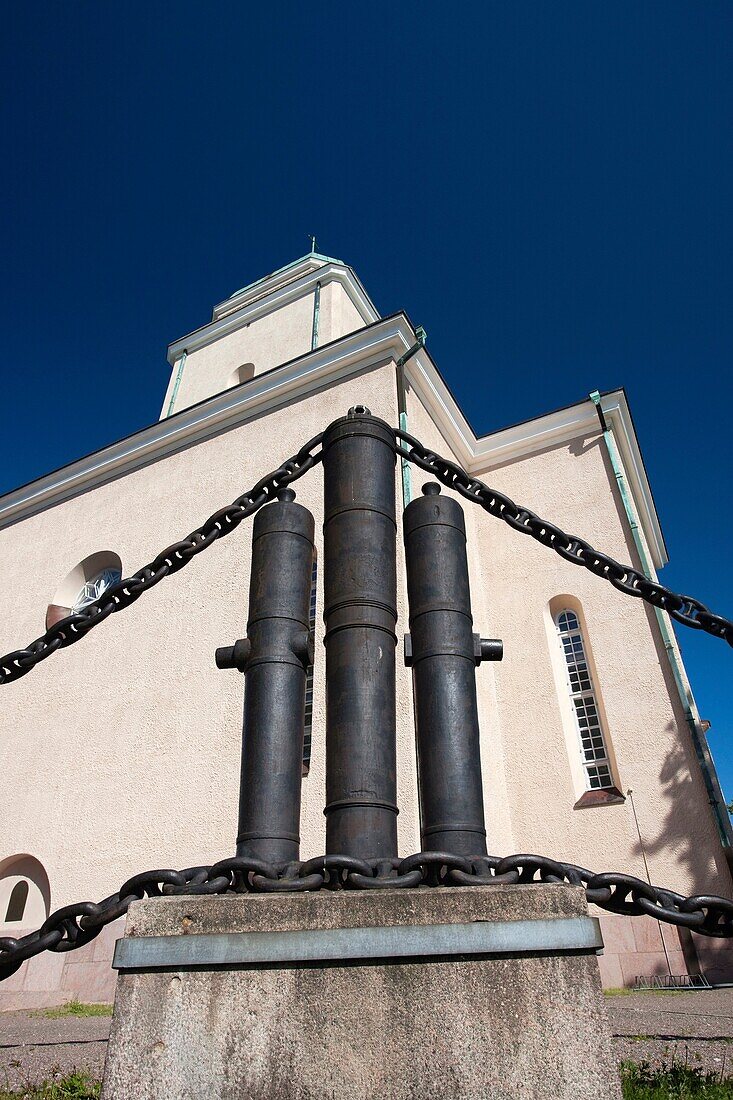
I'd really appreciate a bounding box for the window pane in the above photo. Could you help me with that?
[556,609,615,792]
[73,567,122,612]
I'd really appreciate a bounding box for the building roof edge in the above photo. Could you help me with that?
[0,315,667,568]
[170,259,380,364]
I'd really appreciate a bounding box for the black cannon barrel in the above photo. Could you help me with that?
[216,488,315,864]
[404,482,502,857]
[322,406,399,860]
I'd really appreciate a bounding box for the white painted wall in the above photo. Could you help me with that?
[162,292,316,416]
[0,366,401,912]
[1,301,730,1000]
[404,378,730,902]
[161,280,370,418]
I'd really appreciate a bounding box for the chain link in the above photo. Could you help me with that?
[1,421,731,686]
[2,420,732,981]
[395,429,733,648]
[3,851,732,981]
[0,434,324,685]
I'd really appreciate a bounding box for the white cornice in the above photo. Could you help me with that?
[0,317,411,531]
[470,400,601,470]
[213,256,331,319]
[400,352,666,568]
[168,262,380,365]
[0,315,667,569]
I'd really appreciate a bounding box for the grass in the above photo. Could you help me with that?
[620,1061,733,1098]
[0,1071,100,1099]
[33,1001,112,1020]
[1,1061,731,1100]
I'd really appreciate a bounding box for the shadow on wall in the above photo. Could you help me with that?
[632,728,720,896]
[627,730,733,983]
[227,363,255,389]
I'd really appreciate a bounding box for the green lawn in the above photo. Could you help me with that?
[0,1072,100,1099]
[33,1001,112,1020]
[3,1060,732,1098]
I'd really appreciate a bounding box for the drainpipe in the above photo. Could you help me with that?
[589,390,733,859]
[396,326,427,509]
[311,283,321,351]
[165,349,187,418]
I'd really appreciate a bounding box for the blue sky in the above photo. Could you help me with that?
[1,5,732,796]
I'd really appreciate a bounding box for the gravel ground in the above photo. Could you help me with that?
[2,989,733,1091]
[607,989,733,1078]
[0,1011,110,1091]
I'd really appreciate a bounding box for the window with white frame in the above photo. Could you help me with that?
[555,609,614,791]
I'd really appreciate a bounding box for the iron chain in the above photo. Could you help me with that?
[395,429,733,648]
[2,418,732,983]
[2,851,732,982]
[1,422,731,687]
[0,433,324,685]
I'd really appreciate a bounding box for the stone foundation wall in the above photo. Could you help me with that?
[0,920,120,1011]
[4,907,733,1011]
[102,885,620,1100]
[596,911,733,989]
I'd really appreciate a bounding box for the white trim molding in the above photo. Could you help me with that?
[596,390,667,568]
[167,259,379,366]
[400,350,666,568]
[0,312,667,569]
[213,253,345,319]
[0,317,410,531]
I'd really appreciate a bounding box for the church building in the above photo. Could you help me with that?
[1,251,731,1007]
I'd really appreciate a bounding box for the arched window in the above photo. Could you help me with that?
[555,609,615,792]
[72,566,121,612]
[46,551,122,629]
[0,855,50,928]
[227,363,255,389]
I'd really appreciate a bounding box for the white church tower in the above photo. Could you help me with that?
[161,251,379,418]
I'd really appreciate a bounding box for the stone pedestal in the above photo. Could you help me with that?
[101,884,621,1099]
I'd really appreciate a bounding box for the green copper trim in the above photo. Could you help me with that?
[399,411,411,505]
[589,391,731,850]
[396,327,427,509]
[166,350,187,418]
[311,282,321,350]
